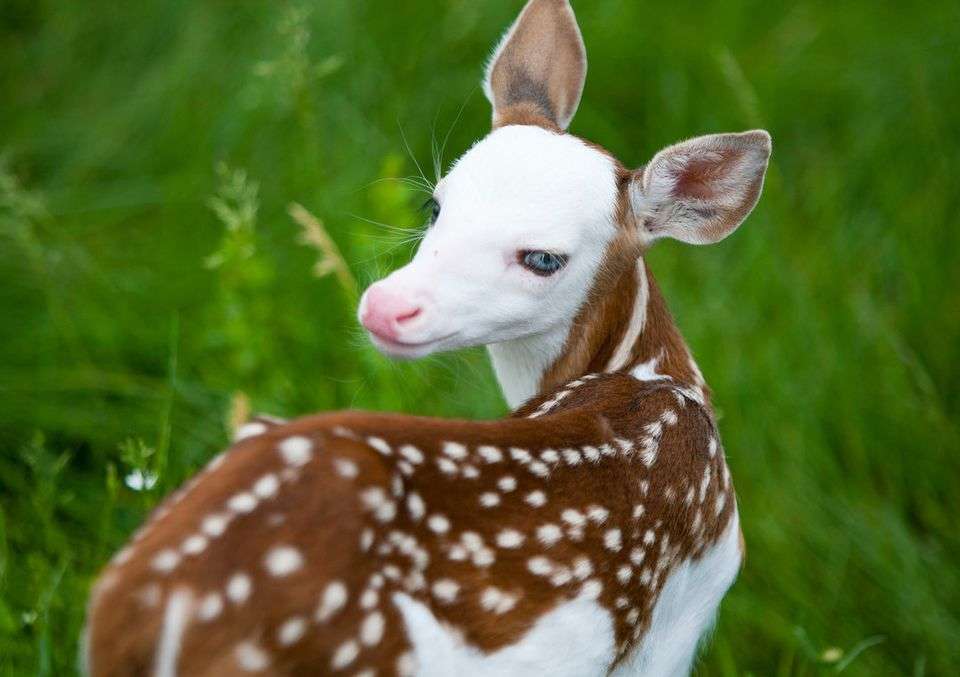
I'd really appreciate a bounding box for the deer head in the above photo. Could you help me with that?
[359,0,771,409]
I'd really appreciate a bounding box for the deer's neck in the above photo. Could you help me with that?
[488,259,709,410]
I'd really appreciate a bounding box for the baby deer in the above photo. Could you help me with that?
[85,1,771,675]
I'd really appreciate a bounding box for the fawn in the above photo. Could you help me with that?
[85,1,771,675]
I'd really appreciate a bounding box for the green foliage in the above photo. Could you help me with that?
[1,0,958,674]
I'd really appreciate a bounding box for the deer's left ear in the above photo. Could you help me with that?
[630,130,772,245]
[483,0,587,130]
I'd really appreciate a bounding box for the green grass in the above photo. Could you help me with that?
[1,1,958,674]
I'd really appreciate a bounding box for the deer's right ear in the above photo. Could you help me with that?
[483,0,587,131]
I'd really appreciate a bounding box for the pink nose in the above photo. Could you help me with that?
[360,286,423,341]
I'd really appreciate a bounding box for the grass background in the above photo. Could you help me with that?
[1,0,958,674]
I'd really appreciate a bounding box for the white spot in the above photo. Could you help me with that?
[604,529,622,552]
[509,447,532,464]
[581,579,603,599]
[643,529,656,545]
[181,534,208,556]
[480,587,517,614]
[332,425,356,439]
[715,491,727,515]
[399,444,424,464]
[587,505,609,524]
[472,548,496,567]
[525,490,547,507]
[539,449,560,464]
[537,523,563,547]
[633,504,645,519]
[661,409,678,426]
[582,446,601,462]
[201,513,230,538]
[528,461,550,477]
[253,473,280,499]
[477,445,503,463]
[700,466,712,503]
[640,568,653,586]
[406,493,426,520]
[550,566,573,586]
[498,476,517,492]
[264,546,303,577]
[572,556,593,580]
[561,509,586,528]
[630,548,646,566]
[277,616,307,646]
[461,532,483,550]
[708,438,718,457]
[331,640,359,670]
[234,641,270,672]
[436,457,459,475]
[479,492,500,508]
[448,544,468,561]
[462,464,480,479]
[360,528,375,552]
[527,556,554,576]
[367,437,392,456]
[432,579,460,603]
[235,421,267,441]
[279,436,313,466]
[617,565,633,584]
[360,588,379,610]
[226,572,252,604]
[228,493,258,514]
[334,458,359,478]
[562,449,582,465]
[197,592,223,621]
[442,441,468,460]
[360,611,385,646]
[316,581,348,622]
[427,514,450,534]
[151,549,180,573]
[375,499,397,523]
[496,529,525,548]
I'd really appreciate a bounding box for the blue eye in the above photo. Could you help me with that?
[422,197,441,225]
[520,250,568,276]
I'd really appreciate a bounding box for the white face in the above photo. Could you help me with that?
[358,125,620,359]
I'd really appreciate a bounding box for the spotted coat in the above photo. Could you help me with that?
[86,373,736,676]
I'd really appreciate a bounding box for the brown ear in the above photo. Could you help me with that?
[483,0,587,130]
[630,130,772,245]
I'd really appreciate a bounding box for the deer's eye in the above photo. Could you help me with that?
[422,197,441,225]
[520,250,568,276]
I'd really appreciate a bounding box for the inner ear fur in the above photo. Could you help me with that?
[631,130,772,245]
[483,0,587,131]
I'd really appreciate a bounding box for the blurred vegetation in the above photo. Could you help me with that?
[1,0,958,674]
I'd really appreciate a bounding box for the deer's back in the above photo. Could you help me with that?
[86,374,739,676]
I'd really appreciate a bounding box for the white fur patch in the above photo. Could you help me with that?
[392,589,615,676]
[153,589,193,677]
[613,513,742,676]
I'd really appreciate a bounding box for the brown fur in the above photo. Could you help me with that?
[88,374,735,675]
